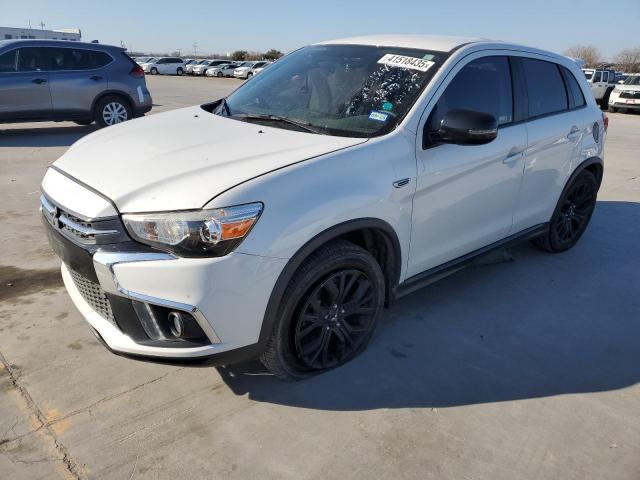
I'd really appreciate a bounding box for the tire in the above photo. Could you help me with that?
[150,67,158,75]
[176,67,184,76]
[217,71,223,78]
[94,95,132,127]
[73,119,93,126]
[246,72,253,79]
[531,170,598,253]
[261,240,385,380]
[608,106,617,113]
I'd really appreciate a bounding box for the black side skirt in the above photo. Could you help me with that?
[394,223,549,299]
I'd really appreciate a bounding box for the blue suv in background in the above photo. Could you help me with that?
[0,40,152,127]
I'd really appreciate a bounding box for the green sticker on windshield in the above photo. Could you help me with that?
[382,102,394,111]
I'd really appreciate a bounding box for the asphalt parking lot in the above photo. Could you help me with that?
[1,75,639,479]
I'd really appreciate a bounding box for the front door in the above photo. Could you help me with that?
[0,47,52,121]
[409,55,526,277]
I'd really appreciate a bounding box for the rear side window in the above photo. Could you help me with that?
[0,49,17,72]
[428,56,513,132]
[521,58,568,118]
[90,51,112,68]
[560,67,586,109]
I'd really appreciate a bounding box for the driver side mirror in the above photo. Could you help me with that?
[426,109,498,147]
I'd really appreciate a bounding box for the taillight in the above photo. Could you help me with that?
[602,112,609,131]
[130,65,144,78]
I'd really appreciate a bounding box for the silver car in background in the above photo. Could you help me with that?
[205,62,238,77]
[0,39,152,127]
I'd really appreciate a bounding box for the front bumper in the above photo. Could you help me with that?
[42,193,287,363]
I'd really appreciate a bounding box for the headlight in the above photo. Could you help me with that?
[122,202,263,257]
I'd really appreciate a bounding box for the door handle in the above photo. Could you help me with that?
[90,75,103,81]
[31,78,47,84]
[503,148,524,165]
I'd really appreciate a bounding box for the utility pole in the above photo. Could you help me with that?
[39,21,45,30]
[193,43,198,58]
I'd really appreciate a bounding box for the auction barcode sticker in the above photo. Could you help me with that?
[377,54,435,72]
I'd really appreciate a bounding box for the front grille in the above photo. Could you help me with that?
[68,267,118,328]
[40,195,127,245]
[620,91,640,99]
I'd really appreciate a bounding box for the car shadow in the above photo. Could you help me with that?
[215,200,640,410]
[0,124,99,147]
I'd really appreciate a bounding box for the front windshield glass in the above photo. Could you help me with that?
[623,75,640,86]
[218,44,446,138]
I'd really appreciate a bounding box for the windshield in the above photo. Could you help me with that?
[623,75,640,86]
[217,44,446,138]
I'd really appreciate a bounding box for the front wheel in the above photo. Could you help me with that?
[261,240,385,380]
[217,71,223,78]
[246,72,253,79]
[531,170,598,252]
[150,67,158,75]
[608,106,617,113]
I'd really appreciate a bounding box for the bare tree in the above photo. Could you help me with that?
[564,45,602,67]
[614,47,640,73]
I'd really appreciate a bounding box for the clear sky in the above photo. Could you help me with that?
[1,0,637,58]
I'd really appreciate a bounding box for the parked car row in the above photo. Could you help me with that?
[581,68,640,114]
[133,56,273,79]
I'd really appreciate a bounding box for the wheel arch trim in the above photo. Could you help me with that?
[257,218,402,345]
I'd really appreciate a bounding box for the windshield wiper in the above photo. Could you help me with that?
[233,113,326,135]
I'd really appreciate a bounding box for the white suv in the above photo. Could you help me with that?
[41,35,605,379]
[142,57,185,75]
[608,73,640,113]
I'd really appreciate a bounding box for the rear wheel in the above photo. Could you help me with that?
[261,240,385,380]
[531,170,598,252]
[176,67,184,76]
[150,67,158,75]
[94,95,132,127]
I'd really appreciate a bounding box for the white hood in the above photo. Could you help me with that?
[53,106,366,213]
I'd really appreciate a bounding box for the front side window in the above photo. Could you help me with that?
[521,58,568,118]
[593,71,602,83]
[427,56,513,134]
[0,49,17,72]
[16,47,47,72]
[219,44,447,138]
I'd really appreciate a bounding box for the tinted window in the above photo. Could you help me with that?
[521,58,567,118]
[0,49,17,72]
[16,47,47,71]
[428,56,513,132]
[561,67,586,109]
[593,71,601,83]
[602,71,609,83]
[90,51,112,68]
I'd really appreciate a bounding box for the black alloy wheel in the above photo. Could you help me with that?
[294,269,377,370]
[532,170,598,252]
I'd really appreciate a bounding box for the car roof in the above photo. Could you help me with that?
[317,34,485,52]
[0,38,124,52]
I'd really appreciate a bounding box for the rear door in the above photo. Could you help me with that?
[0,47,52,121]
[590,70,607,100]
[511,57,589,231]
[46,47,110,118]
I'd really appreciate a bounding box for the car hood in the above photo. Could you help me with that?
[53,106,366,213]
[616,84,640,92]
